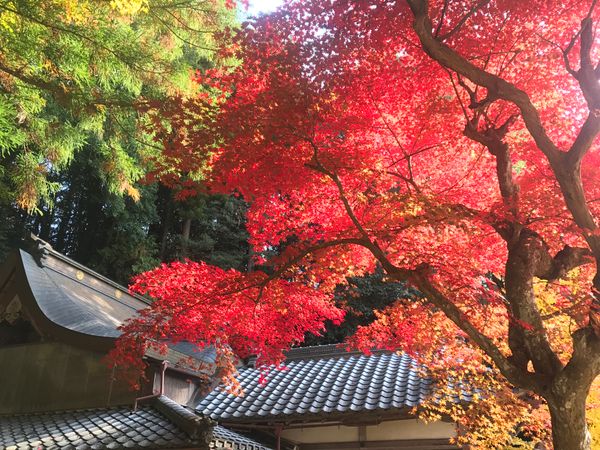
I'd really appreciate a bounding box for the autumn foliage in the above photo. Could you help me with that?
[112,259,343,388]
[112,1,600,448]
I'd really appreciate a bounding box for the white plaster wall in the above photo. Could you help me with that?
[366,419,456,440]
[280,419,455,444]
[281,425,359,443]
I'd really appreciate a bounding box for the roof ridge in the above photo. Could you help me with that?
[27,233,151,305]
[284,344,397,360]
[153,396,213,440]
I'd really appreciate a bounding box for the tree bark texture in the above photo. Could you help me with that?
[547,390,591,450]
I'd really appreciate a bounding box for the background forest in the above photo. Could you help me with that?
[0,0,244,283]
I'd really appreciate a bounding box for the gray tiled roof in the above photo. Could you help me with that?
[197,345,438,423]
[0,398,210,450]
[0,396,271,450]
[212,426,271,450]
[6,246,216,371]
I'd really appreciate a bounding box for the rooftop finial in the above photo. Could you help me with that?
[27,233,53,267]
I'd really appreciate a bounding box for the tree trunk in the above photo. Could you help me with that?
[152,184,173,261]
[181,218,192,257]
[547,392,592,450]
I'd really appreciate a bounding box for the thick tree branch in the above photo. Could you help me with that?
[408,0,598,241]
[462,116,558,374]
[504,230,565,377]
[557,327,600,392]
[463,115,519,206]
[567,14,600,167]
[551,15,600,271]
[456,84,595,377]
[407,0,600,344]
[0,60,69,98]
[536,245,594,281]
[409,0,600,232]
[407,269,542,392]
[406,0,562,165]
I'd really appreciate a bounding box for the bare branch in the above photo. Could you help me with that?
[406,0,561,165]
[433,0,449,39]
[446,70,471,121]
[438,0,491,42]
[368,93,422,194]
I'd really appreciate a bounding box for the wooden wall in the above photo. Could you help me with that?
[0,342,142,414]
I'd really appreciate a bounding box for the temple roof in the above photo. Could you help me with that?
[0,396,270,450]
[0,240,214,374]
[197,345,470,424]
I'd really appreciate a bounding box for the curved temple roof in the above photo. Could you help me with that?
[0,239,274,450]
[0,241,215,372]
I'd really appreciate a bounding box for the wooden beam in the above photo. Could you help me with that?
[358,425,367,445]
[299,439,459,450]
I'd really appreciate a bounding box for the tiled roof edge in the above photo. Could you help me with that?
[212,426,273,450]
[153,395,213,441]
[283,343,397,361]
[28,234,151,305]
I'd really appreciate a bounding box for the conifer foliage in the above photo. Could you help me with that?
[0,0,235,211]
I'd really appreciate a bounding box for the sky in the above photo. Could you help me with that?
[246,0,284,16]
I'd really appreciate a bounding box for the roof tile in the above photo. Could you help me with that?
[197,345,442,422]
[1,397,272,450]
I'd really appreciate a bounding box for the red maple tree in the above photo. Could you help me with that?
[112,1,600,448]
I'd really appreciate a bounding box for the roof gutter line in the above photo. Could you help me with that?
[134,360,168,411]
